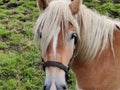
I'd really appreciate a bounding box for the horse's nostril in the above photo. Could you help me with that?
[62,85,67,90]
[43,85,46,90]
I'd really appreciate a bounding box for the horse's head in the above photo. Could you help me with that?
[34,0,81,89]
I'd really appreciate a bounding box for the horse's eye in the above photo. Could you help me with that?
[71,33,77,45]
[40,32,42,38]
[71,33,77,39]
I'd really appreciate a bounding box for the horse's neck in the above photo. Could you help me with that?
[72,30,120,90]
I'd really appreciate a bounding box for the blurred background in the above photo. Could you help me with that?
[0,0,120,90]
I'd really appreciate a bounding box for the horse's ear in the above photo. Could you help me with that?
[37,0,49,11]
[69,0,82,15]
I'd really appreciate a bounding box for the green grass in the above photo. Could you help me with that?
[0,0,44,89]
[0,0,120,90]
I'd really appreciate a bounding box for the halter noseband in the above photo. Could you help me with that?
[42,61,69,73]
[41,51,76,84]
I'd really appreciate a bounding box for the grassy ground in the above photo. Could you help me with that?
[0,0,120,90]
[0,0,44,89]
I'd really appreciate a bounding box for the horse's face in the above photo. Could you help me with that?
[35,0,81,90]
[42,24,77,90]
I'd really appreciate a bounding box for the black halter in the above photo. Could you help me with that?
[41,51,76,84]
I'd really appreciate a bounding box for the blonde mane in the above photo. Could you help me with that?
[34,0,120,62]
[76,5,120,63]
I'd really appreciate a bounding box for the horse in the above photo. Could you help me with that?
[34,0,120,90]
